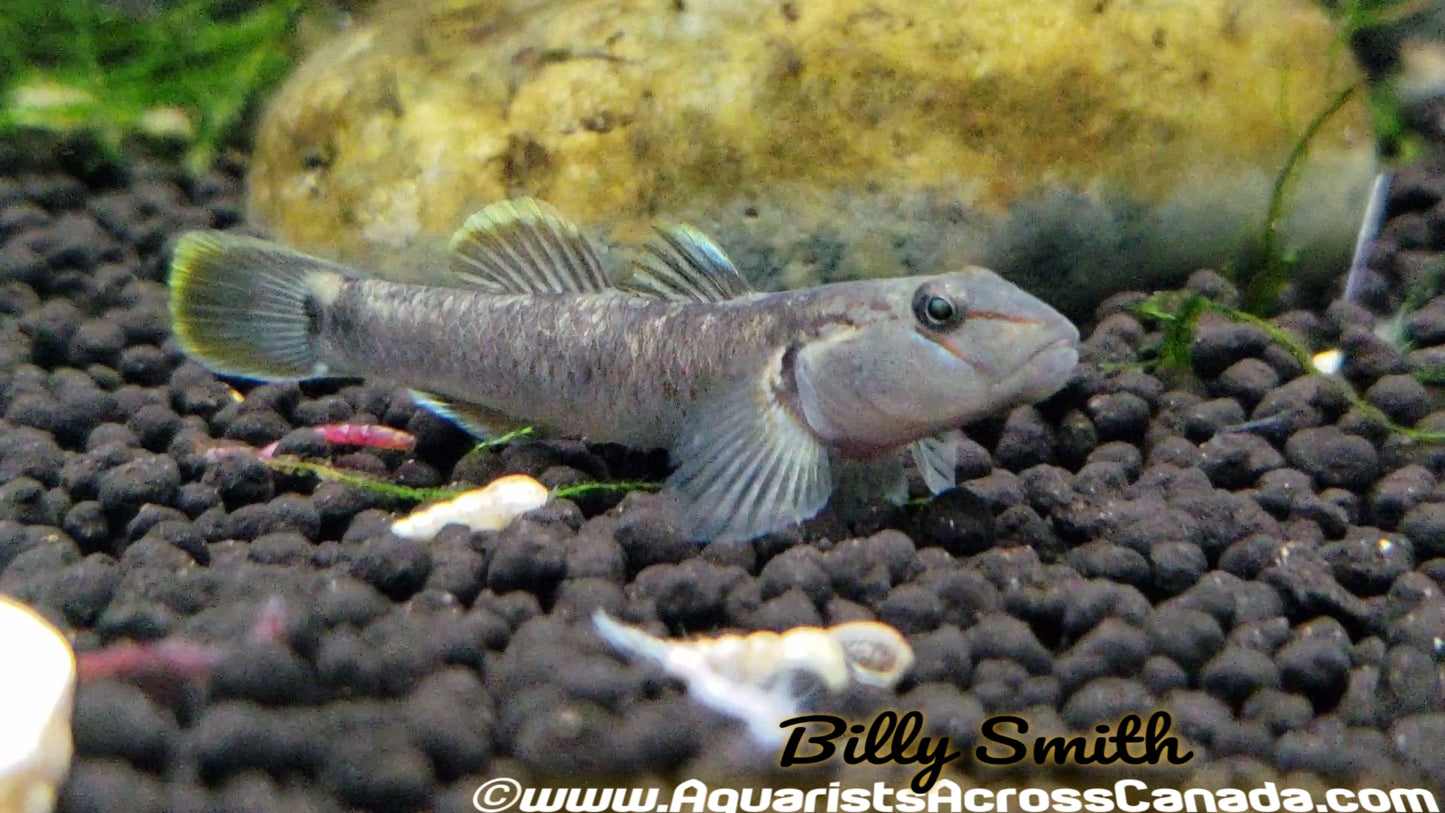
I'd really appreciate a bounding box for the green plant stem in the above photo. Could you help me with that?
[1247,81,1362,313]
[552,480,663,499]
[265,453,663,506]
[265,456,464,503]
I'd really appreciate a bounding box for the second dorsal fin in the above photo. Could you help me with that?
[448,198,611,294]
[620,224,756,303]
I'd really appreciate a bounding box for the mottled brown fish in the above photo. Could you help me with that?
[168,199,1078,541]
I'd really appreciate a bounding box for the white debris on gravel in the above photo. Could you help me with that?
[1311,348,1345,376]
[391,474,550,540]
[593,611,914,746]
[0,596,76,813]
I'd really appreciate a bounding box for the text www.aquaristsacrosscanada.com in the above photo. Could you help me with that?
[470,778,1439,813]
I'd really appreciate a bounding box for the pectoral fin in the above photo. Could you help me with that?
[667,362,831,542]
[909,430,960,494]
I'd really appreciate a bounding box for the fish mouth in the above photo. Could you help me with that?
[1016,336,1080,397]
[1026,335,1078,363]
[922,330,1078,380]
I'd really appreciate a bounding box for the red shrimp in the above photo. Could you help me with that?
[77,598,288,687]
[312,423,417,452]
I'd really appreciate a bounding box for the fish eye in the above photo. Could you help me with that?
[913,288,962,330]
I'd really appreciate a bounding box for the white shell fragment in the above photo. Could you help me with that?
[593,611,914,745]
[828,620,915,688]
[391,474,549,540]
[0,596,76,813]
[1311,348,1344,376]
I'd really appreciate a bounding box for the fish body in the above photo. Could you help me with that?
[170,199,1079,541]
[321,281,796,449]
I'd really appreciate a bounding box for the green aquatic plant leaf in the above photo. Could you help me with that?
[1136,290,1445,445]
[0,0,303,170]
[1414,366,1445,386]
[1134,291,1208,372]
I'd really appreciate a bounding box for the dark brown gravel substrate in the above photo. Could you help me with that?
[3,137,1445,811]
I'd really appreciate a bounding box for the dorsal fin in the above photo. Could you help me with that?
[448,198,611,294]
[619,224,755,302]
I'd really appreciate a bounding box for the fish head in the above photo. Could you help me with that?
[793,267,1079,457]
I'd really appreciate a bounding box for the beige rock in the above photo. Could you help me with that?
[250,0,1373,315]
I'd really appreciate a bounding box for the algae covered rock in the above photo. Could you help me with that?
[248,0,1374,316]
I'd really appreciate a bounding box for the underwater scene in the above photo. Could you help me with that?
[3,0,1445,810]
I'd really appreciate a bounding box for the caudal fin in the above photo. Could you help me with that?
[168,232,349,380]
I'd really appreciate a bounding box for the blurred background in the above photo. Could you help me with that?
[2,0,1442,317]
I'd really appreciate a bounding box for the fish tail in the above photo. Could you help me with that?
[168,232,348,380]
